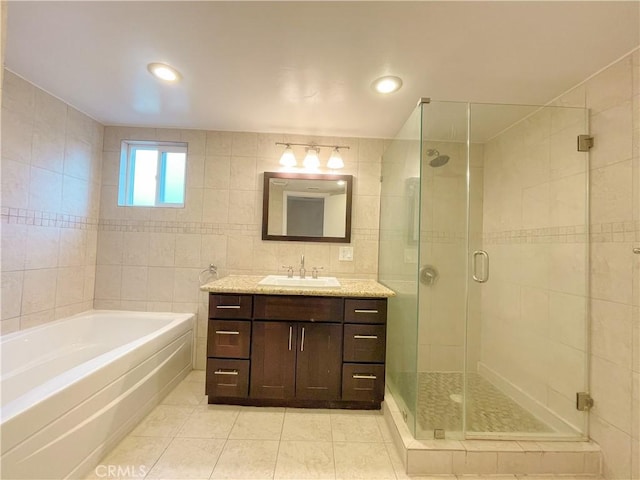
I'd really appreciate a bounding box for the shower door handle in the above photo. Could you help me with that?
[472,250,489,283]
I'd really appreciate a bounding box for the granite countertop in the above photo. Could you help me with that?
[200,275,396,298]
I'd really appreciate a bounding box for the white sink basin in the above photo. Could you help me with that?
[258,275,341,288]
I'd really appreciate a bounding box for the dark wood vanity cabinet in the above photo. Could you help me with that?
[206,293,387,409]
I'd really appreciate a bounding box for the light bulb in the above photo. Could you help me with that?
[147,63,182,83]
[327,148,344,169]
[303,148,320,170]
[279,145,297,167]
[372,76,402,94]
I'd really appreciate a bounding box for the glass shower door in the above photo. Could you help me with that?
[379,105,422,436]
[415,101,469,439]
[465,102,590,439]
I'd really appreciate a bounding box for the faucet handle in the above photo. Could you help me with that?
[311,266,323,279]
[281,265,294,278]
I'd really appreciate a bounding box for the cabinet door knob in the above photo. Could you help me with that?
[353,374,377,380]
[354,309,378,314]
[288,326,293,351]
[215,330,240,335]
[300,327,305,352]
[354,335,378,339]
[216,305,241,309]
[214,369,239,376]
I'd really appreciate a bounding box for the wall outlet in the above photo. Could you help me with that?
[339,246,353,261]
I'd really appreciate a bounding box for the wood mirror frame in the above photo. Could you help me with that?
[261,172,353,243]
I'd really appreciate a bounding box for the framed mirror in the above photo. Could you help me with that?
[262,172,353,243]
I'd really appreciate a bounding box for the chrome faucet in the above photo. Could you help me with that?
[299,254,306,279]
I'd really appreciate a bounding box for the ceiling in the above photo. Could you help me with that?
[5,1,640,139]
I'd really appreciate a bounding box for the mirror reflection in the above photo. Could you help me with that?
[262,172,353,243]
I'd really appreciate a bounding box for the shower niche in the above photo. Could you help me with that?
[379,100,590,441]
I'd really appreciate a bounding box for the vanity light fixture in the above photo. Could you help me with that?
[327,148,344,170]
[372,75,403,94]
[275,142,350,170]
[303,147,321,170]
[147,62,182,83]
[279,144,297,167]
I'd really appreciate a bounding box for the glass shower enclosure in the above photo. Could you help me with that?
[379,99,590,440]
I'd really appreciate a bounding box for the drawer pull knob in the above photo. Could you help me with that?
[354,309,378,314]
[354,335,378,339]
[216,330,240,335]
[353,374,377,380]
[216,305,241,309]
[214,369,239,376]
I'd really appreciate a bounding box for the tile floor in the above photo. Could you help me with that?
[87,371,602,480]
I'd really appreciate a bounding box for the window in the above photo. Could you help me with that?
[118,141,187,207]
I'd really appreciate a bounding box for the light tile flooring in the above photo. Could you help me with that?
[87,371,601,480]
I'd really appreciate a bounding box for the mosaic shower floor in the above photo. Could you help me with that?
[417,372,553,434]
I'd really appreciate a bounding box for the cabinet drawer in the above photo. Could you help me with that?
[254,295,343,322]
[206,359,249,398]
[209,294,252,319]
[342,364,385,402]
[344,299,387,324]
[343,324,386,363]
[207,320,251,358]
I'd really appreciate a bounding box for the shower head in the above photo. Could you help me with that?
[426,149,450,168]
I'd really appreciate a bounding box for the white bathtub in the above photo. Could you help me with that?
[0,310,195,479]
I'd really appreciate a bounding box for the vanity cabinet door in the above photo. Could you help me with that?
[295,323,343,401]
[250,321,296,399]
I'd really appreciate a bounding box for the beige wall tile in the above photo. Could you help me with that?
[1,159,30,208]
[1,108,33,165]
[55,266,85,306]
[590,414,632,480]
[202,189,230,223]
[29,166,63,212]
[591,242,633,304]
[206,131,232,156]
[204,155,231,189]
[148,232,176,267]
[97,230,123,266]
[58,228,87,267]
[586,55,634,113]
[590,101,633,170]
[228,190,256,225]
[174,233,202,268]
[1,271,23,319]
[591,355,632,434]
[591,160,633,224]
[21,268,57,314]
[591,298,633,368]
[94,265,122,300]
[25,226,59,270]
[173,268,199,303]
[146,267,175,302]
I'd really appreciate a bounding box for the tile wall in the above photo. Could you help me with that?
[1,71,104,333]
[95,126,384,369]
[578,49,638,480]
[476,48,639,478]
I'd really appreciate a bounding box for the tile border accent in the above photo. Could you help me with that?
[96,218,379,240]
[1,207,98,230]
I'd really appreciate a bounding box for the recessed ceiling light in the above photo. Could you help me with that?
[147,63,182,83]
[372,76,403,94]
